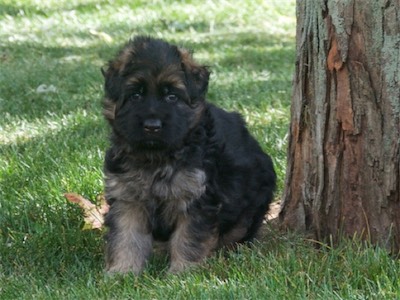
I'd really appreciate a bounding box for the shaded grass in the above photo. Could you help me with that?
[1,0,400,299]
[2,229,400,299]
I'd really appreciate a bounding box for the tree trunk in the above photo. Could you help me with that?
[280,0,400,251]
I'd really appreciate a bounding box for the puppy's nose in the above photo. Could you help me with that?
[143,119,162,133]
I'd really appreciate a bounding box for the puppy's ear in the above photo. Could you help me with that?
[101,67,106,78]
[101,64,119,123]
[179,49,210,103]
[102,63,122,100]
[103,43,136,101]
[101,56,127,123]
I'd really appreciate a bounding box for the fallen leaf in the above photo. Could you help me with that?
[267,200,281,220]
[65,193,109,230]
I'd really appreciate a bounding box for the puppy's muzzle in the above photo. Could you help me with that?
[143,118,162,133]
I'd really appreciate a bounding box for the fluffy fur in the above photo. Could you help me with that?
[102,36,276,274]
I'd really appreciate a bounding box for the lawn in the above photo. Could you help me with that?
[1,0,400,299]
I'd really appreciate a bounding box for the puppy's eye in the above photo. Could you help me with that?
[130,93,143,102]
[164,94,178,103]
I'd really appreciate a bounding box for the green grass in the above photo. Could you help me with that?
[1,0,400,299]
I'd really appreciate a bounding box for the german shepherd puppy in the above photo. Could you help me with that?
[102,36,276,274]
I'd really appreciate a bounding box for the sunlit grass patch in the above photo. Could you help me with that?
[0,109,99,144]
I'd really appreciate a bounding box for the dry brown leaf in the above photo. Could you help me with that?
[64,193,109,230]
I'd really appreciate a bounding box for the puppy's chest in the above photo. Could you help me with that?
[106,165,206,209]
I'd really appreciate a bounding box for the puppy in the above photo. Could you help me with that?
[102,36,276,274]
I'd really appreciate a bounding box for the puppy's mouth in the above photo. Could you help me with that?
[136,139,169,151]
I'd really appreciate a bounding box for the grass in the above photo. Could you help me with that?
[1,0,400,298]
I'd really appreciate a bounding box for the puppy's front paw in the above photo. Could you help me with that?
[168,260,195,274]
[106,260,145,275]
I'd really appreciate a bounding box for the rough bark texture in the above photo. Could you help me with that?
[280,0,400,251]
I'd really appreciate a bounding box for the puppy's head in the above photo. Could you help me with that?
[102,36,210,153]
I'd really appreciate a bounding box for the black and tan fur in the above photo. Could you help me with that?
[102,36,276,274]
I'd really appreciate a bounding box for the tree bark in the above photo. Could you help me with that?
[280,0,400,251]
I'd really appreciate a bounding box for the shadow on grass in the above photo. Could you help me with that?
[1,32,294,123]
[1,114,108,276]
[1,41,112,123]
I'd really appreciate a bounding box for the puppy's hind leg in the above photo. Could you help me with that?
[105,201,152,275]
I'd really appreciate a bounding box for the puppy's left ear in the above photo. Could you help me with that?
[179,49,210,103]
